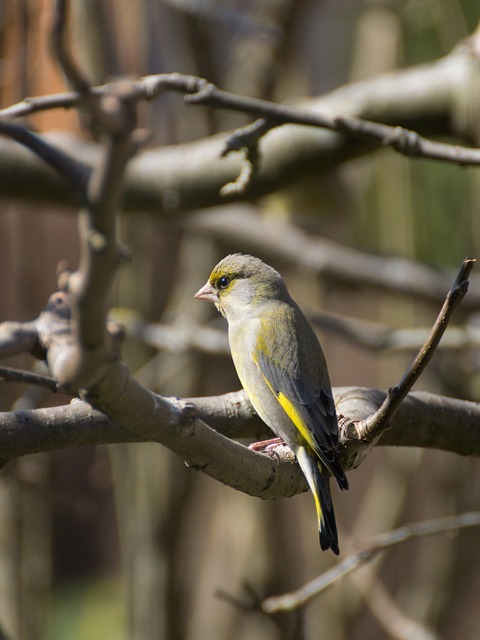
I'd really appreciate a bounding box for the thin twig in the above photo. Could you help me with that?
[335,116,480,166]
[51,0,91,94]
[219,144,260,196]
[3,71,480,168]
[261,511,480,613]
[186,81,480,167]
[360,259,476,440]
[0,366,58,392]
[50,0,106,129]
[0,120,90,191]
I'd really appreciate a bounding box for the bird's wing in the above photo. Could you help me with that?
[253,316,348,490]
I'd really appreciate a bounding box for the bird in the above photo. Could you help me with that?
[194,253,348,554]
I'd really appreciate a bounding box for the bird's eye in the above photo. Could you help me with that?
[217,276,230,290]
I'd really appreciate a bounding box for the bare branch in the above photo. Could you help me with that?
[351,568,438,640]
[1,35,480,212]
[50,0,108,131]
[311,310,480,352]
[192,386,480,459]
[0,387,478,489]
[358,259,475,445]
[51,0,92,95]
[0,120,90,191]
[0,366,58,392]
[261,511,480,613]
[0,321,40,359]
[334,116,480,166]
[0,397,306,499]
[48,85,138,390]
[2,278,478,468]
[188,207,480,309]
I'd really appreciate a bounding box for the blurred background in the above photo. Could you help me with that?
[0,1,480,639]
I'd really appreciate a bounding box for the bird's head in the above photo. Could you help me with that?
[194,253,288,320]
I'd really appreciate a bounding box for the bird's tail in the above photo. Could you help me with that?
[296,446,339,555]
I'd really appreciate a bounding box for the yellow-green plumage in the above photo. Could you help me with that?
[194,254,348,554]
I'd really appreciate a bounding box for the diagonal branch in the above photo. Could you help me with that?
[0,366,58,392]
[188,207,480,309]
[356,259,476,445]
[261,511,480,613]
[0,120,90,191]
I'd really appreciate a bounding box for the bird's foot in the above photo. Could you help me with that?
[249,437,285,454]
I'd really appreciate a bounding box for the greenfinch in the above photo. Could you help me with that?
[194,253,348,554]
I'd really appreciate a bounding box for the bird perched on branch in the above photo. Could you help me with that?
[194,253,348,554]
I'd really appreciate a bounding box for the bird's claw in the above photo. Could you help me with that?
[249,437,285,454]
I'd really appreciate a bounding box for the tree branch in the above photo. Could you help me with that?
[261,511,480,613]
[0,120,90,191]
[0,387,478,490]
[356,259,475,448]
[0,8,477,523]
[187,207,480,309]
[0,366,58,392]
[310,311,480,353]
[0,31,479,212]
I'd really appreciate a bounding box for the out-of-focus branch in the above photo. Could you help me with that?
[116,307,480,357]
[50,0,111,131]
[261,511,480,613]
[351,569,438,640]
[0,366,58,392]
[122,314,230,356]
[51,0,92,95]
[188,207,480,308]
[0,30,480,211]
[0,321,40,359]
[311,311,480,352]
[0,120,90,191]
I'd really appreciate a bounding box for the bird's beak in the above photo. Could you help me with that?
[194,281,218,303]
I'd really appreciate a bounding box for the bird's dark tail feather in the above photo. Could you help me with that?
[296,447,340,555]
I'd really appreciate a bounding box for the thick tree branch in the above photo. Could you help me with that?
[194,387,480,459]
[0,387,478,494]
[0,32,479,212]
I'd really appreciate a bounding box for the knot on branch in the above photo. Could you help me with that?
[338,413,377,470]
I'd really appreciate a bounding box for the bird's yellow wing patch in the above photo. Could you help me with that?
[276,391,320,453]
[257,363,320,454]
